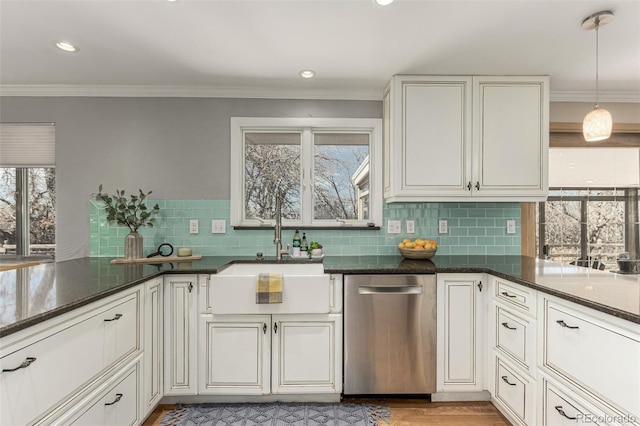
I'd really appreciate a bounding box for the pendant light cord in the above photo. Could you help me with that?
[594,16,600,108]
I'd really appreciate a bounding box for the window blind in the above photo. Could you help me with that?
[0,123,55,167]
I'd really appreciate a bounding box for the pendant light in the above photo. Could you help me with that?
[581,11,614,142]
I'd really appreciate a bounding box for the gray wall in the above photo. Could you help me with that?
[0,97,382,260]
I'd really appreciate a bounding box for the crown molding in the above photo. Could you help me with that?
[0,84,382,101]
[550,90,640,103]
[1,84,639,103]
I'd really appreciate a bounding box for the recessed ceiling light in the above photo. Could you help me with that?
[55,41,78,52]
[299,70,316,79]
[375,0,394,5]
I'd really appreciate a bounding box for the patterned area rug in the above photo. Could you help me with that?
[159,402,391,426]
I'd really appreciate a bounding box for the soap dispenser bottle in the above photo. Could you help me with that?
[292,229,301,257]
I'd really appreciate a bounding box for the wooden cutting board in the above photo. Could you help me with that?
[110,254,202,264]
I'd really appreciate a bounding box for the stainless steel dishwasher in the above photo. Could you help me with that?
[344,274,436,395]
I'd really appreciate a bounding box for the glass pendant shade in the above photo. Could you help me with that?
[583,107,612,142]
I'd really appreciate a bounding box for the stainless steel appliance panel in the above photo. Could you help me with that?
[344,274,437,394]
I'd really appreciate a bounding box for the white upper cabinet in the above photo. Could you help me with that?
[383,75,549,202]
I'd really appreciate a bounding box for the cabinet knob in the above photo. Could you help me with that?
[467,182,472,191]
[263,323,267,334]
[475,181,480,190]
[188,282,193,292]
[477,281,483,292]
[274,323,278,334]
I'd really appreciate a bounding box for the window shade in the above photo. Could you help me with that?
[0,123,55,167]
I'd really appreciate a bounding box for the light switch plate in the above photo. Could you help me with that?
[387,220,401,234]
[506,219,516,234]
[406,220,415,234]
[211,219,226,234]
[189,219,199,234]
[438,219,448,234]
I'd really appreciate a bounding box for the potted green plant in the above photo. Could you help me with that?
[95,185,160,259]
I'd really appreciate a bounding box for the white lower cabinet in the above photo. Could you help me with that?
[163,274,198,396]
[539,295,640,423]
[436,273,485,393]
[143,277,163,416]
[272,314,342,394]
[55,361,141,426]
[493,355,535,426]
[199,315,271,395]
[0,287,142,426]
[539,374,610,426]
[199,314,342,396]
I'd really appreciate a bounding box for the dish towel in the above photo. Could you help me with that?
[256,273,283,304]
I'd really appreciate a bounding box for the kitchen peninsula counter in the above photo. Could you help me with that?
[1,255,639,338]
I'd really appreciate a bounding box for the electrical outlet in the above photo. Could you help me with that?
[211,219,226,234]
[387,220,401,234]
[506,219,516,234]
[189,219,199,234]
[406,220,415,234]
[438,219,448,234]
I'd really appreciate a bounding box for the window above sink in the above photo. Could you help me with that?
[230,117,382,228]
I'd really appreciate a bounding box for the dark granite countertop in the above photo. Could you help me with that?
[1,255,639,338]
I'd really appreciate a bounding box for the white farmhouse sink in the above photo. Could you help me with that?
[218,262,324,275]
[210,262,333,314]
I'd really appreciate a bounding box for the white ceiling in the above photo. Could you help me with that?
[1,0,639,101]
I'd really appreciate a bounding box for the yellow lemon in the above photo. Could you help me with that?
[398,242,405,249]
[403,238,411,243]
[404,242,415,249]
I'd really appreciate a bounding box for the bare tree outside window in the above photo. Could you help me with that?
[0,168,55,256]
[313,133,369,220]
[539,189,629,270]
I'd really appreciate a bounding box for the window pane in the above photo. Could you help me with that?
[29,168,56,256]
[244,132,301,220]
[587,200,624,268]
[544,200,581,264]
[313,133,369,220]
[0,168,16,254]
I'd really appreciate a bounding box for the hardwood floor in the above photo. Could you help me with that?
[142,399,511,425]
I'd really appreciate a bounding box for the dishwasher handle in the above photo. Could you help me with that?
[358,285,423,295]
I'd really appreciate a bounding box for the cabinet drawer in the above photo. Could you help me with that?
[69,364,140,426]
[496,306,535,372]
[494,357,534,425]
[544,300,640,418]
[0,292,140,426]
[494,278,536,317]
[542,379,607,426]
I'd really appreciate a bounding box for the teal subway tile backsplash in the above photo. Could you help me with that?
[89,200,521,257]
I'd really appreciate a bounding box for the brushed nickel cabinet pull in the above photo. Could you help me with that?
[554,406,577,420]
[501,291,517,298]
[104,314,123,322]
[501,375,516,386]
[556,320,579,329]
[2,357,36,373]
[501,322,517,330]
[104,393,123,406]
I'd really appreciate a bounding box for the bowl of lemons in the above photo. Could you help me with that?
[398,238,437,259]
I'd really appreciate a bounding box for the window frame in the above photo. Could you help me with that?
[230,117,383,228]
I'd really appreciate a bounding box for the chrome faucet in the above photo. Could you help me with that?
[274,195,289,260]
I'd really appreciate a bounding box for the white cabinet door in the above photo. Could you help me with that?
[383,74,548,202]
[473,76,549,198]
[437,273,485,392]
[384,75,473,202]
[199,315,271,395]
[164,275,198,395]
[272,314,342,394]
[143,277,163,414]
